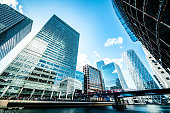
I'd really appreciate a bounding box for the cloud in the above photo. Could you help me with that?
[104,37,123,47]
[120,46,123,49]
[0,0,23,14]
[76,53,91,70]
[18,5,23,14]
[102,57,123,68]
[94,51,100,58]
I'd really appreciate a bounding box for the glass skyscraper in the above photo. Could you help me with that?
[0,15,79,99]
[96,60,105,90]
[114,63,128,89]
[0,4,33,60]
[75,71,84,91]
[102,62,122,90]
[96,60,105,72]
[122,50,160,90]
[112,0,170,74]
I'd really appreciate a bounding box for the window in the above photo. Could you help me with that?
[161,71,164,74]
[166,77,169,80]
[157,67,161,69]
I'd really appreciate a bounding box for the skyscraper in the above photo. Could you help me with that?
[96,60,105,90]
[142,46,170,88]
[122,50,160,90]
[75,71,84,91]
[0,4,33,60]
[0,15,79,99]
[114,63,128,89]
[83,64,103,93]
[112,0,170,74]
[102,63,122,90]
[96,60,105,72]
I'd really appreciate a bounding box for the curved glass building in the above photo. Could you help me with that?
[112,0,170,74]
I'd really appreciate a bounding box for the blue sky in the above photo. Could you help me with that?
[0,0,155,89]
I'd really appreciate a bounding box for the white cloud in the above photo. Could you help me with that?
[94,51,100,58]
[0,0,23,14]
[104,37,123,47]
[102,57,123,68]
[76,53,91,70]
[18,5,23,14]
[120,46,123,49]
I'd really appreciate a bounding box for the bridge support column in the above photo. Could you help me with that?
[112,94,126,110]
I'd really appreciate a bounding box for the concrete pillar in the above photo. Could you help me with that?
[18,87,23,97]
[30,89,35,99]
[41,90,45,99]
[50,91,53,99]
[72,91,75,100]
[66,92,68,100]
[0,85,10,97]
[58,91,61,99]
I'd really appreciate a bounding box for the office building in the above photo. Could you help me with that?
[112,0,170,74]
[143,46,170,88]
[75,71,84,91]
[96,60,105,90]
[122,50,160,90]
[0,4,33,60]
[114,63,128,89]
[102,63,122,90]
[83,64,103,93]
[96,60,105,72]
[0,15,79,99]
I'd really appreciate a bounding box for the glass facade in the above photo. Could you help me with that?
[96,60,105,72]
[96,60,105,90]
[0,4,33,60]
[0,15,79,99]
[102,63,122,90]
[112,0,170,74]
[75,71,84,91]
[122,50,159,90]
[83,64,103,93]
[114,63,128,89]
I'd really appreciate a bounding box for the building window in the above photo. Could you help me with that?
[166,77,169,80]
[161,71,164,74]
[157,67,161,69]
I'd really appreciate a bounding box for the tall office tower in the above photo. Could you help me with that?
[143,46,170,88]
[112,0,170,74]
[83,64,103,93]
[96,60,105,72]
[75,71,84,91]
[0,15,79,99]
[96,60,105,90]
[114,63,128,89]
[122,50,160,90]
[0,4,33,60]
[102,63,122,90]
